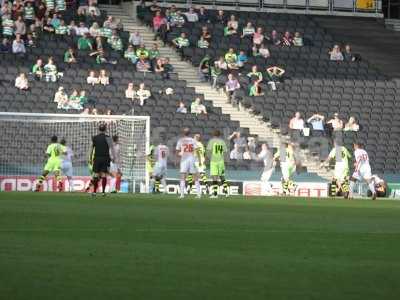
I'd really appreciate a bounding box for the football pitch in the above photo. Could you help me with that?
[0,193,399,300]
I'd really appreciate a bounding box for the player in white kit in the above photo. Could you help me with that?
[109,135,122,193]
[176,128,202,199]
[257,143,274,195]
[153,143,169,193]
[347,143,376,200]
[60,139,74,192]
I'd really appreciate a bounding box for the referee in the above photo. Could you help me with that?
[89,123,115,196]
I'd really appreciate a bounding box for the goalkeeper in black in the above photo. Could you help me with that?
[88,123,115,196]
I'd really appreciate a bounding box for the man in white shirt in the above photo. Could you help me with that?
[347,143,376,200]
[176,128,202,198]
[258,143,274,194]
[184,7,198,22]
[230,144,243,160]
[60,139,74,192]
[289,112,304,130]
[75,22,89,36]
[327,113,343,131]
[153,143,169,193]
[109,135,122,193]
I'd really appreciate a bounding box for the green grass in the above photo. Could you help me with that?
[0,193,400,300]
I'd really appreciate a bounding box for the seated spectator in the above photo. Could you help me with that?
[76,22,89,36]
[56,0,67,13]
[87,70,99,85]
[281,31,293,47]
[224,15,238,36]
[198,7,210,23]
[225,73,240,104]
[44,57,58,82]
[197,36,209,49]
[247,137,257,154]
[242,22,255,38]
[201,26,211,41]
[129,31,143,49]
[329,45,344,61]
[230,144,243,160]
[68,20,78,35]
[55,19,69,35]
[344,116,359,132]
[89,22,101,37]
[98,69,109,86]
[177,101,187,113]
[69,89,82,110]
[103,16,119,32]
[184,7,198,22]
[136,43,149,60]
[293,32,303,47]
[32,59,44,80]
[214,56,228,71]
[344,45,355,62]
[236,51,248,67]
[243,147,253,160]
[149,0,161,12]
[24,2,36,25]
[136,83,151,106]
[172,32,189,49]
[154,58,165,74]
[87,3,100,16]
[125,82,136,100]
[79,90,88,106]
[149,43,160,60]
[81,107,90,115]
[266,66,285,90]
[43,18,55,33]
[124,45,138,64]
[50,14,61,29]
[215,10,226,24]
[327,113,344,131]
[26,34,36,48]
[136,58,151,72]
[191,97,207,115]
[289,112,305,130]
[94,36,103,52]
[12,34,25,55]
[0,38,11,53]
[54,87,69,109]
[249,81,263,96]
[162,57,173,79]
[15,73,29,90]
[258,44,270,59]
[153,11,166,34]
[14,16,26,36]
[307,114,325,134]
[225,48,238,69]
[170,10,185,27]
[253,27,264,47]
[64,47,77,63]
[2,18,14,37]
[271,30,281,46]
[77,33,93,50]
[247,65,263,83]
[211,63,222,89]
[108,31,123,51]
[90,49,117,65]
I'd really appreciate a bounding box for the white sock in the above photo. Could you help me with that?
[161,178,167,193]
[180,180,186,196]
[110,177,116,192]
[368,182,376,194]
[195,180,201,196]
[349,181,355,197]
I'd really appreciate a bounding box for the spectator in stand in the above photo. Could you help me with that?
[162,57,173,79]
[103,16,119,31]
[253,27,264,48]
[198,7,210,23]
[77,33,93,50]
[12,34,26,55]
[149,43,160,60]
[329,45,344,61]
[177,101,187,113]
[94,36,103,51]
[129,31,143,50]
[14,16,26,36]
[98,69,109,86]
[15,73,29,90]
[2,18,14,37]
[76,21,89,36]
[215,56,228,71]
[108,30,123,51]
[214,10,226,24]
[197,36,209,49]
[344,45,356,62]
[44,57,58,82]
[344,116,360,132]
[0,38,11,53]
[172,32,189,51]
[170,10,185,27]
[191,97,207,115]
[69,89,82,110]
[32,58,44,80]
[327,113,344,131]
[136,43,149,60]
[124,45,138,64]
[230,144,243,160]
[87,2,100,16]
[149,0,161,12]
[224,15,238,36]
[154,58,164,74]
[259,44,271,59]
[266,66,285,90]
[24,2,35,26]
[152,11,167,43]
[184,7,198,23]
[136,83,151,106]
[237,50,248,67]
[125,82,136,100]
[249,81,263,96]
[68,20,78,35]
[87,70,99,85]
[26,33,36,48]
[136,58,151,72]
[55,19,70,35]
[201,26,211,42]
[289,112,305,130]
[87,9,100,25]
[43,17,55,33]
[242,22,255,38]
[211,61,222,89]
[89,22,101,37]
[281,31,293,47]
[79,90,88,106]
[225,73,240,104]
[247,65,263,83]
[225,48,238,69]
[75,8,86,23]
[64,47,77,63]
[307,114,325,135]
[90,49,117,65]
[271,30,281,46]
[243,147,253,160]
[54,87,68,109]
[293,32,303,47]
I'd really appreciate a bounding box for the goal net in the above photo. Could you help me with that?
[0,112,150,192]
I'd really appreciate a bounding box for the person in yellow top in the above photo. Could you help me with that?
[274,142,297,195]
[224,48,238,69]
[35,135,66,192]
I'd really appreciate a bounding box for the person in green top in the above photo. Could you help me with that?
[124,45,138,63]
[32,59,44,80]
[247,65,263,83]
[194,134,209,192]
[79,90,88,106]
[35,135,66,192]
[197,36,209,49]
[136,43,149,60]
[172,32,189,49]
[77,33,93,51]
[148,43,160,60]
[108,32,123,51]
[249,81,263,96]
[224,48,238,69]
[64,47,76,63]
[323,142,352,196]
[55,20,69,35]
[207,129,228,198]
[274,142,297,195]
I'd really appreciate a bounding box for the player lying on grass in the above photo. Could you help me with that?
[60,138,74,192]
[35,135,66,192]
[109,135,122,193]
[322,142,351,197]
[176,128,202,199]
[153,142,169,193]
[206,129,229,198]
[273,142,297,195]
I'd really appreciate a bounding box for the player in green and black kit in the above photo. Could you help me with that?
[206,130,228,198]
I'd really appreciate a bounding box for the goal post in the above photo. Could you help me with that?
[0,112,150,193]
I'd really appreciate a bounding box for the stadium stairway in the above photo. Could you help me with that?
[100,3,332,179]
